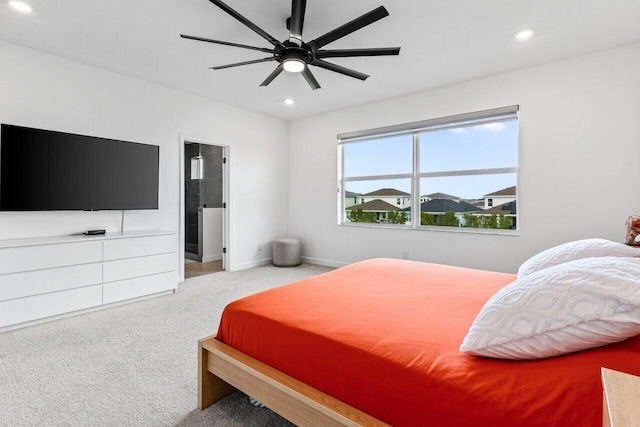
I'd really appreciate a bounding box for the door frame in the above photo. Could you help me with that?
[178,134,230,282]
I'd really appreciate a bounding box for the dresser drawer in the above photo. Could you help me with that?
[0,241,102,275]
[0,263,102,302]
[0,284,102,328]
[102,272,176,304]
[103,234,176,261]
[103,253,176,283]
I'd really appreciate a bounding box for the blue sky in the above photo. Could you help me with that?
[343,119,518,199]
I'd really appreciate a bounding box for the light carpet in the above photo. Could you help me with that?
[0,263,332,426]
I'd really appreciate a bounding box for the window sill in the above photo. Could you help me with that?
[339,222,520,236]
[339,222,413,231]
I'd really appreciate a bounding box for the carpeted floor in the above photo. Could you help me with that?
[0,263,332,426]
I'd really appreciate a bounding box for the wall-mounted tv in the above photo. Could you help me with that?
[0,124,159,211]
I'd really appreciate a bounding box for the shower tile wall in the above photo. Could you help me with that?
[200,144,223,208]
[185,143,223,258]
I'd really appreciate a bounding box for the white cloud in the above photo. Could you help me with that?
[473,122,507,133]
[448,128,466,134]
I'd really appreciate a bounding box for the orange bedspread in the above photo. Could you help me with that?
[216,259,640,426]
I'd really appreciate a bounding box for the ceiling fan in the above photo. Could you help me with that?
[180,0,401,90]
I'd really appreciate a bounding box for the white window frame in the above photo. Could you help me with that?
[337,106,519,235]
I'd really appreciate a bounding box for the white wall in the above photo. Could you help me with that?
[288,43,640,273]
[4,40,638,276]
[0,41,288,273]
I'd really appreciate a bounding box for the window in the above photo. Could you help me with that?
[341,134,413,224]
[338,106,519,232]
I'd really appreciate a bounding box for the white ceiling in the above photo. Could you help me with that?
[1,0,640,121]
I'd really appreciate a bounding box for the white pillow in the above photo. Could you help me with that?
[460,256,640,360]
[518,238,640,277]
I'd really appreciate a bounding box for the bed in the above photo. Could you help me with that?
[198,258,640,426]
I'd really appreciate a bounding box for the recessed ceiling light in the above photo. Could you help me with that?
[284,99,295,106]
[7,0,33,14]
[513,28,535,41]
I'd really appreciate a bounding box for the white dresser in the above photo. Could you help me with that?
[0,230,178,332]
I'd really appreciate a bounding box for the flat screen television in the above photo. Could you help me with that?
[0,124,159,211]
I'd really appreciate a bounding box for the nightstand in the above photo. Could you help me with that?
[601,368,640,427]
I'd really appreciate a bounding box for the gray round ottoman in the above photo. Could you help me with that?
[272,238,301,267]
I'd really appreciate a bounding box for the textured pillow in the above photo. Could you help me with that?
[518,238,640,277]
[460,256,640,360]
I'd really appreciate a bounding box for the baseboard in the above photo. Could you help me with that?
[301,256,348,269]
[202,254,223,263]
[232,257,347,271]
[233,257,273,271]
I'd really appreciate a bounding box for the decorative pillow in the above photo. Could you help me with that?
[460,256,640,360]
[517,238,640,277]
[626,216,640,246]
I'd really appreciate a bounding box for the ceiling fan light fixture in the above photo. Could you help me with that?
[283,58,305,73]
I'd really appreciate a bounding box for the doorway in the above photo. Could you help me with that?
[181,139,227,279]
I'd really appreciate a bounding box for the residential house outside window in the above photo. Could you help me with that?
[340,134,413,225]
[338,106,519,232]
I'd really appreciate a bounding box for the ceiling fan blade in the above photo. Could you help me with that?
[301,66,321,90]
[308,6,389,51]
[315,47,400,58]
[260,64,284,86]
[180,34,274,53]
[310,59,369,80]
[211,57,276,70]
[289,0,307,46]
[209,0,283,47]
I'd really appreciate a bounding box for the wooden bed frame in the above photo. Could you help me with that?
[198,335,390,427]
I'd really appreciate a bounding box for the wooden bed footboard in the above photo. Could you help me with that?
[198,335,389,427]
[198,335,236,409]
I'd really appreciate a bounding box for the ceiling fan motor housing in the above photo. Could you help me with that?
[275,42,315,65]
